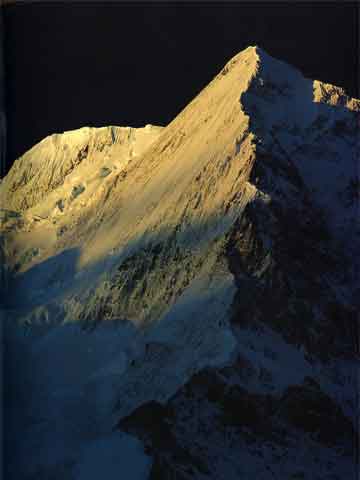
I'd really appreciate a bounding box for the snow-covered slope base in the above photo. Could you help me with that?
[2,46,359,479]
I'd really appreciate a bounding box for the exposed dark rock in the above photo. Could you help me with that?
[99,166,112,178]
[225,183,356,360]
[117,363,357,479]
[118,400,210,479]
[55,198,65,212]
[277,384,355,449]
[70,183,85,201]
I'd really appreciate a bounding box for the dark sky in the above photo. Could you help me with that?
[3,1,359,174]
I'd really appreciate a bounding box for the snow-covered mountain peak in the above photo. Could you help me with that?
[234,45,359,125]
[1,124,164,212]
[2,47,359,480]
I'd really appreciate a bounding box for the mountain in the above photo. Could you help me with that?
[1,46,359,479]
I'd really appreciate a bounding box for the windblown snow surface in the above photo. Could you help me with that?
[1,46,359,479]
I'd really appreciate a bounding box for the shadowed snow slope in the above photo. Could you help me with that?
[2,46,359,479]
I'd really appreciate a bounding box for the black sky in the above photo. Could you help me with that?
[3,1,359,174]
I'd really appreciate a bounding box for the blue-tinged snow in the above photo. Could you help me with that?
[73,432,152,480]
[4,251,238,479]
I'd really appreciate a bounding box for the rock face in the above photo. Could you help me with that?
[1,46,359,479]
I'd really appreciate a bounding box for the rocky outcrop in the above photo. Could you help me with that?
[119,368,356,479]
